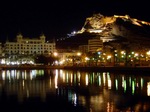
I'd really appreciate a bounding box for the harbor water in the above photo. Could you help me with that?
[0,69,150,112]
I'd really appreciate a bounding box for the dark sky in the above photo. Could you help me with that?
[0,0,149,42]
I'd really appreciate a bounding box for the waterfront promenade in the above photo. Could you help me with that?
[1,65,150,73]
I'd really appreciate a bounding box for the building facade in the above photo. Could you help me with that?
[88,38,103,53]
[4,33,56,55]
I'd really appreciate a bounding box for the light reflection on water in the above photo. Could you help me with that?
[0,69,150,111]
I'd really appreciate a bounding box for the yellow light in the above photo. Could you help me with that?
[107,55,111,59]
[77,52,81,56]
[108,79,111,89]
[85,74,88,86]
[147,51,150,55]
[53,52,58,56]
[147,82,150,96]
[131,52,134,54]
[121,51,125,54]
[134,53,139,57]
[55,70,58,88]
[85,57,89,60]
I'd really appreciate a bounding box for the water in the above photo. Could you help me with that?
[0,69,150,112]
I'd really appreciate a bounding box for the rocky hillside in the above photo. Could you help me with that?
[78,13,150,40]
[56,13,150,49]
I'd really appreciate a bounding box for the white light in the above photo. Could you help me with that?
[55,70,58,88]
[54,52,58,56]
[55,61,58,65]
[147,82,150,96]
[89,29,102,33]
[85,74,88,86]
[72,31,76,34]
[85,57,89,61]
[72,93,77,106]
[1,59,5,64]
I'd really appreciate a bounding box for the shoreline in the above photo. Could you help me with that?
[63,66,150,73]
[1,65,150,73]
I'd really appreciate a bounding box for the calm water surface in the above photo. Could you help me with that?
[0,69,150,112]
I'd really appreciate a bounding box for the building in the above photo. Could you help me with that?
[4,33,56,55]
[79,45,88,54]
[88,38,103,53]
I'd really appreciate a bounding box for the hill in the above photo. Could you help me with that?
[56,13,150,49]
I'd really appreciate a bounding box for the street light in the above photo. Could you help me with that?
[53,52,58,57]
[77,52,81,56]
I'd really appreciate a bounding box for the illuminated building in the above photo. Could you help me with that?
[88,38,103,53]
[4,33,56,55]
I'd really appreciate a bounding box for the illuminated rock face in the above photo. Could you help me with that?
[78,13,150,42]
[57,13,150,49]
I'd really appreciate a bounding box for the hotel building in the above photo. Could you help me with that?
[4,33,56,55]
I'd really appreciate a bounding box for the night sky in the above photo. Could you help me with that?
[0,0,149,42]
